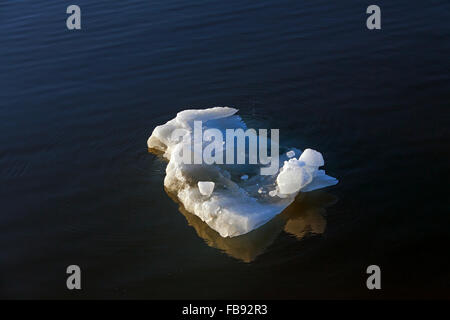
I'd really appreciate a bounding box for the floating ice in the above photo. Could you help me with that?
[276,158,311,195]
[148,107,338,238]
[299,148,324,168]
[286,150,295,158]
[269,190,278,197]
[198,181,215,197]
[240,175,249,180]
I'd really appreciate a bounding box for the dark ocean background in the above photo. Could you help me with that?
[1,0,449,298]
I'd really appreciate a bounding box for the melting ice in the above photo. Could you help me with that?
[147,107,338,238]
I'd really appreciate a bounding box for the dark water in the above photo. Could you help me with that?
[1,0,449,299]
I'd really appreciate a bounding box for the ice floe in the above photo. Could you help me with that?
[148,107,338,237]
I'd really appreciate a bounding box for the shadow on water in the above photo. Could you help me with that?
[165,188,338,262]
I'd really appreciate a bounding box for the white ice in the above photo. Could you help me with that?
[148,107,338,238]
[198,181,215,197]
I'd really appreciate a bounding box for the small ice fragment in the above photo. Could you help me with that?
[299,148,324,167]
[258,187,266,194]
[269,190,277,197]
[286,150,295,158]
[276,158,313,194]
[198,181,215,197]
[240,175,249,180]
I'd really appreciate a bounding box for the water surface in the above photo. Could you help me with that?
[1,0,449,298]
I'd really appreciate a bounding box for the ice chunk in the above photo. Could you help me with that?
[286,150,295,158]
[276,158,313,195]
[147,107,338,238]
[276,149,337,196]
[198,181,215,197]
[298,148,324,167]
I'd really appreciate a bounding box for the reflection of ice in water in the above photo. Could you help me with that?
[166,189,338,262]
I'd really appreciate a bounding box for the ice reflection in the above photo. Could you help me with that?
[166,189,338,262]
